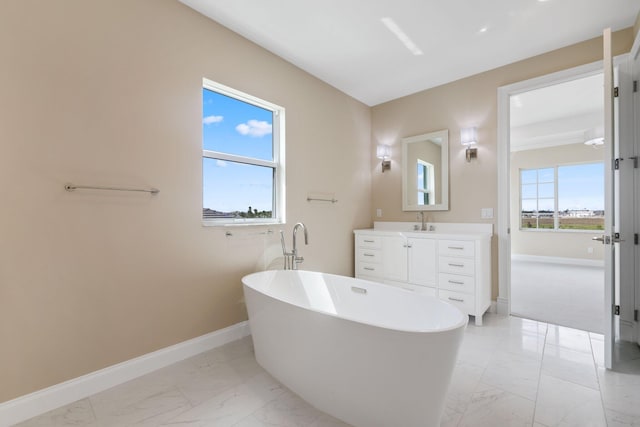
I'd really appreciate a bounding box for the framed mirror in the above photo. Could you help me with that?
[402,129,449,211]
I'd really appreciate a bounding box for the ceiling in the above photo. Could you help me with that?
[510,73,604,151]
[179,0,639,106]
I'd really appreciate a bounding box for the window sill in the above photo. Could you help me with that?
[202,219,285,227]
[518,228,604,234]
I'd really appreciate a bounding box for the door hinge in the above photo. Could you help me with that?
[635,233,639,245]
[614,305,620,315]
[634,80,638,93]
[614,158,622,170]
[630,156,638,168]
[635,309,639,322]
[614,86,619,97]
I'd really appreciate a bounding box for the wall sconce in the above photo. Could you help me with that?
[460,127,478,162]
[376,144,391,172]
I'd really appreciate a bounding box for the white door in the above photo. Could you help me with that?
[407,238,436,286]
[602,28,639,368]
[631,32,640,348]
[602,28,616,370]
[381,234,407,282]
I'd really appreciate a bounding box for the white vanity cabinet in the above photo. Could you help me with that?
[355,232,437,295]
[355,234,384,278]
[381,235,407,283]
[407,238,437,287]
[354,224,492,325]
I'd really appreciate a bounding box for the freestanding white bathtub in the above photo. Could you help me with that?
[242,270,467,427]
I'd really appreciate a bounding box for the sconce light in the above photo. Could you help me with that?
[461,127,478,162]
[376,144,391,172]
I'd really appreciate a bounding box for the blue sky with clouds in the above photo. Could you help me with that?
[202,88,274,212]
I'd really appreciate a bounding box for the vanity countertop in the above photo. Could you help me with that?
[354,221,493,240]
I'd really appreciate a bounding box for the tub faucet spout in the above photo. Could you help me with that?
[281,223,309,270]
[292,222,308,270]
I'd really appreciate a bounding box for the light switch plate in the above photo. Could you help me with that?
[481,208,494,219]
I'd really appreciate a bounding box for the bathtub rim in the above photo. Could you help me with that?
[242,269,468,334]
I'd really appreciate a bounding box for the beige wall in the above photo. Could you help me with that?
[0,0,372,402]
[371,28,634,299]
[1,0,635,404]
[510,145,605,260]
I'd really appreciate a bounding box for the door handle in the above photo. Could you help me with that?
[593,234,624,244]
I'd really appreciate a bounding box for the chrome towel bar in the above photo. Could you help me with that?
[306,197,338,203]
[64,183,159,195]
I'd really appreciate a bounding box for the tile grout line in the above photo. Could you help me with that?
[86,397,98,425]
[588,332,610,427]
[530,322,549,427]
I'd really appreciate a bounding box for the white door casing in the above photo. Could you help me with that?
[497,61,605,316]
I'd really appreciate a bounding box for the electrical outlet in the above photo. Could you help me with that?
[587,247,594,254]
[376,208,382,217]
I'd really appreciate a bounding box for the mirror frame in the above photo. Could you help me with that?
[401,129,449,211]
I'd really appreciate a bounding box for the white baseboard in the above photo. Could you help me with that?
[489,300,498,314]
[512,254,604,268]
[497,297,509,315]
[0,321,250,427]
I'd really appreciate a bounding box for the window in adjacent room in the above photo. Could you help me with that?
[202,78,285,225]
[520,162,604,231]
[416,160,435,206]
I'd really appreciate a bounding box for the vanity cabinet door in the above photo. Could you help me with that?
[381,235,407,282]
[407,238,436,287]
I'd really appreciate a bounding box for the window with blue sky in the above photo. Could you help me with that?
[202,79,284,224]
[520,162,604,231]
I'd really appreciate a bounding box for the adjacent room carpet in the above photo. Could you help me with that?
[511,257,604,334]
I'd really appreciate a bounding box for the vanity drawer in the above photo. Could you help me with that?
[439,289,474,313]
[439,256,474,276]
[356,235,382,249]
[357,262,382,277]
[357,248,381,263]
[439,273,475,294]
[438,240,475,257]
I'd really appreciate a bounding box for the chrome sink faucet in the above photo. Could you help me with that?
[280,222,309,270]
[418,211,427,231]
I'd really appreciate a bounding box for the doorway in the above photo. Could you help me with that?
[497,51,640,370]
[508,73,605,333]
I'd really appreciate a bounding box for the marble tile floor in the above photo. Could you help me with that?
[15,313,640,427]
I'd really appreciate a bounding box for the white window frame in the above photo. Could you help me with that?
[202,78,286,226]
[416,159,435,206]
[519,162,604,233]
